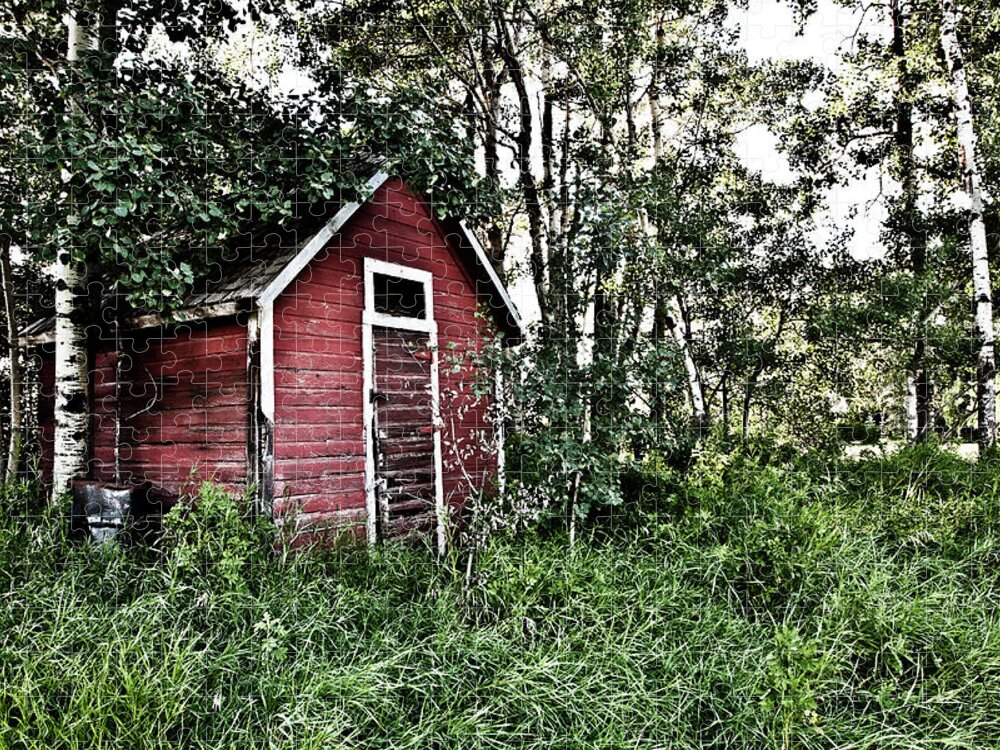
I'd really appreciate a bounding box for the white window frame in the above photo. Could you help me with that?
[361,257,446,554]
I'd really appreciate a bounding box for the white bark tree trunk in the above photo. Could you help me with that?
[667,297,707,431]
[51,12,93,500]
[52,248,90,498]
[1,239,21,482]
[905,375,919,441]
[940,0,996,451]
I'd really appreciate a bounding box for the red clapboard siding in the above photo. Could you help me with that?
[274,455,367,478]
[273,178,496,537]
[274,488,367,516]
[90,347,118,482]
[34,345,56,484]
[89,319,250,496]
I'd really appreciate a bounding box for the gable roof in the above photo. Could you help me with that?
[22,171,524,345]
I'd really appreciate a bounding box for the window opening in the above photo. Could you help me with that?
[372,273,427,319]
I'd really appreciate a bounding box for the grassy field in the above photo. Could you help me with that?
[2,444,1000,749]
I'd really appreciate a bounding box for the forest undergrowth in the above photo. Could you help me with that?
[2,442,999,749]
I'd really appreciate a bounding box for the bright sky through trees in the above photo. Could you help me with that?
[732,0,887,263]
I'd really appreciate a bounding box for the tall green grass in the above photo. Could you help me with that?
[2,444,1000,749]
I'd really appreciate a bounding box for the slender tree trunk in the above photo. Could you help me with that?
[540,46,561,284]
[665,297,707,433]
[908,346,931,439]
[481,27,504,273]
[721,374,730,438]
[940,0,996,451]
[741,309,787,441]
[558,101,572,240]
[590,257,616,447]
[651,303,668,427]
[905,372,919,439]
[648,19,664,163]
[495,13,548,324]
[891,0,931,442]
[540,53,554,199]
[1,238,21,482]
[52,11,93,500]
[552,101,574,335]
[917,370,933,436]
[647,19,668,434]
[624,89,637,159]
[742,377,754,440]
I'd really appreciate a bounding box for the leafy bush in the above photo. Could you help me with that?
[837,442,1000,548]
[501,330,694,532]
[837,420,883,444]
[161,482,265,592]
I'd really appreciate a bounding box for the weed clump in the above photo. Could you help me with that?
[161,481,265,593]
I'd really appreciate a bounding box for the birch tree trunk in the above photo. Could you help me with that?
[1,238,21,482]
[939,0,996,451]
[51,12,93,500]
[52,246,90,498]
[665,297,708,432]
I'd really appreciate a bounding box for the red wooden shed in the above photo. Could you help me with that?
[26,171,523,548]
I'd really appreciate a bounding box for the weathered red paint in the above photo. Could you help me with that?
[34,177,498,541]
[88,320,252,498]
[271,179,495,533]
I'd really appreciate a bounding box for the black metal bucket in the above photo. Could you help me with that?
[70,480,160,543]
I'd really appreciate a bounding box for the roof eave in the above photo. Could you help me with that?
[454,219,525,346]
[256,170,392,307]
[18,300,250,346]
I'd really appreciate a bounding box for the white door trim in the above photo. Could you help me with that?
[361,257,446,554]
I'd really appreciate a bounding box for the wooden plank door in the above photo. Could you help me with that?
[371,327,437,539]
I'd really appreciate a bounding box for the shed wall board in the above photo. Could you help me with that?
[271,178,496,536]
[88,318,251,497]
